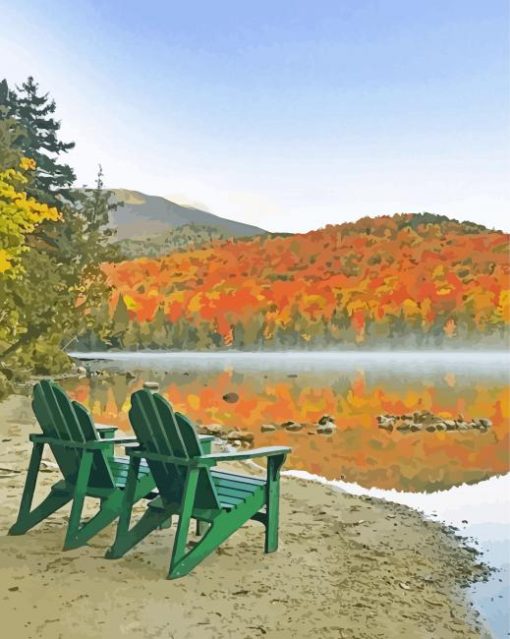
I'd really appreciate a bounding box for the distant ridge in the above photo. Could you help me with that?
[110,189,268,241]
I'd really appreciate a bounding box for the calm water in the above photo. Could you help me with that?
[66,350,510,492]
[66,350,510,637]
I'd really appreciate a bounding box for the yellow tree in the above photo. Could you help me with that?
[0,158,60,277]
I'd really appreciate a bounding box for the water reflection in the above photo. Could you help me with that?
[63,353,510,492]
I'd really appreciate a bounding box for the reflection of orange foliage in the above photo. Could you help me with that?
[64,368,510,493]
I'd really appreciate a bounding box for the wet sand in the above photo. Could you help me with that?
[0,393,490,638]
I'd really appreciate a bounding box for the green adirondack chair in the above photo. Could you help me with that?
[106,389,291,579]
[8,379,158,550]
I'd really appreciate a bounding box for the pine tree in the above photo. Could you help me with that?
[151,305,168,347]
[2,76,75,203]
[0,76,118,369]
[0,80,23,171]
[111,295,130,346]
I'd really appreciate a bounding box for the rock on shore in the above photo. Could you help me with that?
[201,414,339,441]
[377,411,492,434]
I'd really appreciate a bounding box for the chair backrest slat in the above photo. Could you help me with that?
[33,382,78,480]
[32,380,114,489]
[36,381,74,441]
[153,396,188,458]
[174,412,203,457]
[129,389,177,488]
[129,390,220,510]
[71,400,99,440]
[71,400,115,488]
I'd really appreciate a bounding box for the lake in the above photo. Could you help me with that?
[65,351,509,492]
[65,350,510,637]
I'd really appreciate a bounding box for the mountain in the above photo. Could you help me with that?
[96,212,508,351]
[109,189,267,241]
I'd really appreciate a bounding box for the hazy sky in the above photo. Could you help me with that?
[2,1,509,232]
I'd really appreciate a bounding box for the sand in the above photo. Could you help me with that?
[0,393,490,639]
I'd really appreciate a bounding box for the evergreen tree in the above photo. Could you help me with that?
[0,77,118,370]
[194,320,213,350]
[232,321,245,349]
[111,295,130,346]
[151,305,169,347]
[1,76,75,203]
[0,81,23,171]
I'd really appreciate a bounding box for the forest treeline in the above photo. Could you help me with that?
[0,77,115,395]
[115,224,231,259]
[87,213,509,351]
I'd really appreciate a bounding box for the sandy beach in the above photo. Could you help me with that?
[0,392,491,639]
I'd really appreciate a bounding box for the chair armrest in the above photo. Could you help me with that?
[126,445,290,468]
[29,434,136,450]
[123,441,141,449]
[123,436,212,455]
[96,424,119,438]
[200,446,291,464]
[127,448,208,467]
[109,437,138,445]
[199,434,213,454]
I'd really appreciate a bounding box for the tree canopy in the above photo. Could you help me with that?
[0,158,60,276]
[99,214,509,351]
[0,77,75,203]
[0,76,116,381]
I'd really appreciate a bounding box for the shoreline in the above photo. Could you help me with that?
[285,469,510,637]
[69,349,510,361]
[0,393,492,638]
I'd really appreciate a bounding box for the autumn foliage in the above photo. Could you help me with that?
[101,213,509,349]
[0,158,60,277]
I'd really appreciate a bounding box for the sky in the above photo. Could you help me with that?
[1,0,509,233]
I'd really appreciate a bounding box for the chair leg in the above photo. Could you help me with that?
[265,483,280,553]
[64,491,125,550]
[264,455,284,554]
[158,516,173,530]
[63,451,93,550]
[9,489,72,536]
[106,456,169,559]
[168,488,264,579]
[107,507,171,559]
[168,468,199,574]
[9,442,71,535]
[195,519,208,536]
